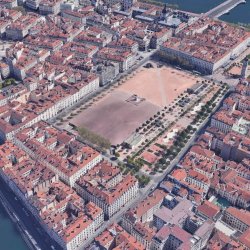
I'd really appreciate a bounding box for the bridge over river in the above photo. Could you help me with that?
[205,0,246,18]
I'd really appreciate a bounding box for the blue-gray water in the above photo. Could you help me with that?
[164,0,250,25]
[165,0,226,13]
[220,0,250,25]
[0,202,28,250]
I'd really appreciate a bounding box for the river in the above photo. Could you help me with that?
[220,0,250,26]
[164,0,226,13]
[162,0,250,25]
[0,202,28,250]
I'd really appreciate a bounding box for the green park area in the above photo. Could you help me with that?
[78,126,111,151]
[0,78,16,89]
[247,54,250,64]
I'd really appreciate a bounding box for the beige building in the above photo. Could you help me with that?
[222,207,250,233]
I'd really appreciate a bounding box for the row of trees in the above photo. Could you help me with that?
[155,125,196,172]
[191,85,228,125]
[134,84,228,176]
[159,84,229,166]
[135,174,150,187]
[117,159,150,187]
[78,126,111,150]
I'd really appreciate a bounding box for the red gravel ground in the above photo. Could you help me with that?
[71,90,160,144]
[119,66,200,107]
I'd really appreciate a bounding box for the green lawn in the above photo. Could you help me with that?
[0,78,16,89]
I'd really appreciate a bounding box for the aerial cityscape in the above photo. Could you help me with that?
[0,0,249,249]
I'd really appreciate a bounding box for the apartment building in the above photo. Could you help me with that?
[153,198,194,230]
[75,161,138,218]
[93,59,120,86]
[0,83,28,107]
[97,47,136,72]
[107,37,139,53]
[61,9,86,23]
[0,142,104,250]
[220,132,250,162]
[207,230,244,249]
[0,0,17,8]
[212,169,250,209]
[74,29,112,48]
[94,223,145,250]
[196,201,220,221]
[159,19,250,74]
[6,13,41,40]
[129,221,156,249]
[39,0,62,15]
[0,71,99,141]
[14,121,102,187]
[24,36,63,52]
[151,221,214,250]
[121,0,134,11]
[25,0,41,9]
[222,207,250,233]
[0,61,10,79]
[210,110,235,134]
[185,169,210,193]
[6,43,50,80]
[122,189,167,237]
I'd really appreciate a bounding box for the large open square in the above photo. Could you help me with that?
[119,65,200,107]
[70,90,160,144]
[70,64,201,144]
